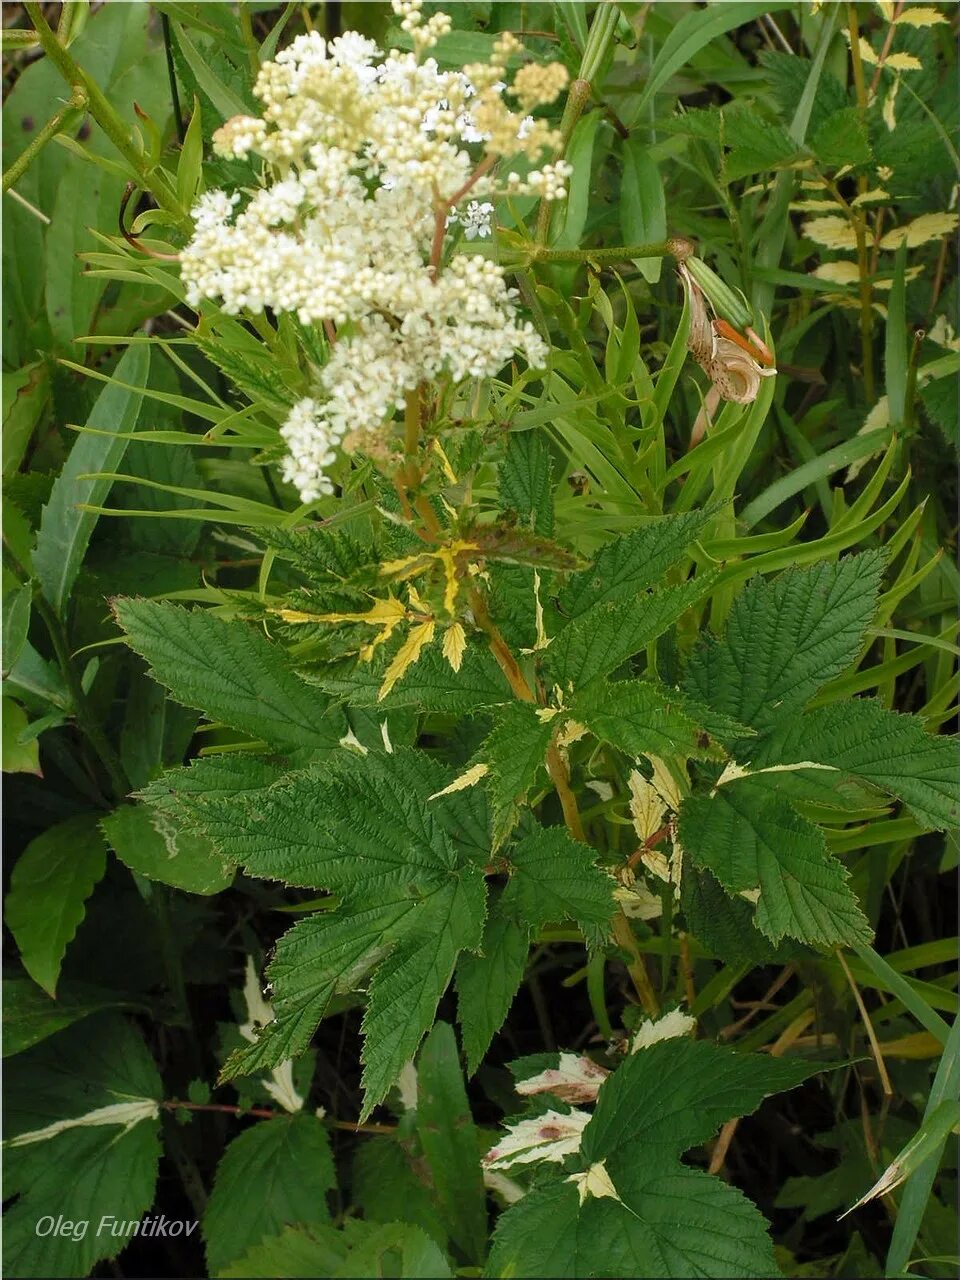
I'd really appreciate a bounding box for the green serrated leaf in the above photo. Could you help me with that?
[679,784,872,947]
[2,978,140,1058]
[203,1113,335,1275]
[114,599,344,749]
[557,510,713,619]
[504,826,615,948]
[479,703,555,842]
[220,1221,452,1279]
[549,576,710,688]
[5,814,108,996]
[500,430,554,536]
[571,679,708,759]
[489,1037,818,1278]
[353,1139,448,1248]
[415,1022,486,1264]
[684,553,885,736]
[360,871,486,1117]
[318,642,512,712]
[456,892,530,1075]
[811,106,872,169]
[755,700,960,831]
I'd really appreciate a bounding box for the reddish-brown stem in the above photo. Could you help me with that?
[162,1100,395,1134]
[626,824,672,870]
[869,1,907,97]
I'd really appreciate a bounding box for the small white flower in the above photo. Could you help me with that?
[457,199,495,240]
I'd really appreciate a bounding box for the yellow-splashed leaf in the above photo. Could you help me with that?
[852,187,892,206]
[380,552,432,580]
[802,216,858,249]
[790,199,844,212]
[555,719,588,750]
[844,32,879,64]
[875,0,895,18]
[430,437,458,483]
[628,770,667,842]
[277,597,407,627]
[884,51,924,71]
[812,261,861,285]
[880,212,959,249]
[428,761,489,800]
[378,620,436,700]
[436,546,460,615]
[894,5,949,25]
[442,621,466,672]
[883,75,900,130]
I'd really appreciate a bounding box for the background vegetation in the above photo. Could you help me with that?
[2,3,958,1278]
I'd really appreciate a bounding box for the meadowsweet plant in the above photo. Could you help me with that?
[3,3,959,1279]
[181,0,571,502]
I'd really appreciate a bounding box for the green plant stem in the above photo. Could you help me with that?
[29,585,131,802]
[526,238,674,265]
[535,77,591,243]
[2,86,87,192]
[23,2,186,220]
[535,0,620,243]
[846,2,876,402]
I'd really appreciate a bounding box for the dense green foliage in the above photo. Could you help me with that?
[3,3,958,1279]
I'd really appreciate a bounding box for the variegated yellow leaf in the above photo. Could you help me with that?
[436,545,461,615]
[442,621,467,672]
[852,187,892,206]
[628,770,667,842]
[880,212,959,249]
[428,762,489,799]
[812,261,860,285]
[790,199,844,212]
[884,51,924,71]
[380,552,433,580]
[894,5,949,25]
[378,619,436,700]
[883,75,900,129]
[802,216,858,249]
[844,32,879,64]
[430,437,458,483]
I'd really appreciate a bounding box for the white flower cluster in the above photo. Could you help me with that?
[180,0,572,502]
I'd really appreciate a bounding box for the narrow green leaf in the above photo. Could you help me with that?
[33,345,149,614]
[621,140,666,284]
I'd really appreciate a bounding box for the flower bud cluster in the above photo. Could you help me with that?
[180,0,571,502]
